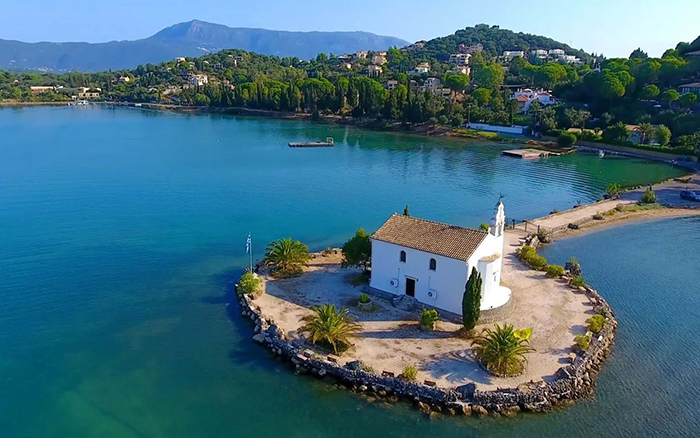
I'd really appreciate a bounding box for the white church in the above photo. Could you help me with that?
[369,199,511,316]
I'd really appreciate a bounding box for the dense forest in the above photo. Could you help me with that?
[1,25,699,153]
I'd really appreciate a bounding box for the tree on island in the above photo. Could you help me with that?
[341,228,371,272]
[462,267,483,330]
[403,205,410,216]
[263,238,311,277]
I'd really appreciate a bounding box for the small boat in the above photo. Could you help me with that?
[598,150,605,158]
[289,137,335,148]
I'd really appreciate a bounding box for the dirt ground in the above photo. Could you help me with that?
[255,242,592,391]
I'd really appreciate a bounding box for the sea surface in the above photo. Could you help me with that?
[0,106,696,437]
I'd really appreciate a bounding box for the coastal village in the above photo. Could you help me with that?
[236,175,700,416]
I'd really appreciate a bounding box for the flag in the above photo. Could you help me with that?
[245,232,251,254]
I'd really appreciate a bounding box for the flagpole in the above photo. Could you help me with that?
[249,232,253,272]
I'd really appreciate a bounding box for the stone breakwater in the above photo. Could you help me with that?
[235,281,618,417]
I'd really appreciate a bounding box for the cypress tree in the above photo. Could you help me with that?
[403,205,410,216]
[462,267,482,330]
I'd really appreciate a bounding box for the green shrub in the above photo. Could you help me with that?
[593,212,604,220]
[606,183,622,198]
[358,293,370,304]
[517,245,547,270]
[480,222,490,231]
[546,265,565,278]
[569,276,586,288]
[641,188,657,204]
[566,257,582,276]
[588,314,606,334]
[341,228,372,272]
[529,255,548,271]
[517,246,536,261]
[557,132,577,147]
[420,307,439,330]
[537,228,550,243]
[401,365,418,381]
[237,271,263,296]
[574,334,590,351]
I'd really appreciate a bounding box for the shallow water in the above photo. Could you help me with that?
[0,106,693,437]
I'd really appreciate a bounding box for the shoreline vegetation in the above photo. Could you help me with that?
[2,24,698,156]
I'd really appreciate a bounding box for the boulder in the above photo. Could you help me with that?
[252,333,265,343]
[472,405,488,417]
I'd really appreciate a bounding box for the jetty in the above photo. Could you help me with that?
[289,137,335,148]
[502,148,562,159]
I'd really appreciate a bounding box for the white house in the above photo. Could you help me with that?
[502,50,525,61]
[410,62,431,75]
[188,74,209,87]
[512,88,556,112]
[370,199,511,316]
[449,53,471,66]
[548,49,566,57]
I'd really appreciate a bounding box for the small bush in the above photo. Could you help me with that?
[537,228,551,243]
[420,307,439,330]
[358,293,370,304]
[557,132,577,147]
[480,222,490,231]
[606,183,622,198]
[546,265,565,278]
[566,257,582,276]
[529,255,548,271]
[593,212,604,220]
[641,188,657,204]
[574,334,590,351]
[237,271,263,296]
[517,246,536,261]
[588,314,606,334]
[401,365,418,381]
[569,276,586,288]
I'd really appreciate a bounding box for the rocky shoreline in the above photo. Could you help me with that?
[235,270,617,417]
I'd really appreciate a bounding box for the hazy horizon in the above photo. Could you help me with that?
[1,0,698,58]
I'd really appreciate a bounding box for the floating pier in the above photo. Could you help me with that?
[289,137,335,148]
[502,148,561,159]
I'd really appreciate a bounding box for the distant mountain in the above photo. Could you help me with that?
[0,20,409,72]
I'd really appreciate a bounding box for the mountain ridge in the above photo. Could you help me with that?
[0,20,409,72]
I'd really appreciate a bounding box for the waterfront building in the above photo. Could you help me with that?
[370,199,511,315]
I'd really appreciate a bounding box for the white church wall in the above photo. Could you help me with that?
[370,240,468,315]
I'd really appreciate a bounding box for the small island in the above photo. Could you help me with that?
[235,176,700,417]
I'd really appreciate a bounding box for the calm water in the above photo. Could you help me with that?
[0,106,694,437]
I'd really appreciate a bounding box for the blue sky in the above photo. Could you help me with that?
[2,0,698,58]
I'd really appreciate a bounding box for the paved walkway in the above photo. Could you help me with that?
[517,174,700,233]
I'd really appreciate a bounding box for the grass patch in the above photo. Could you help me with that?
[605,203,665,217]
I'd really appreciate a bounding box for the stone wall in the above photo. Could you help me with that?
[235,276,618,417]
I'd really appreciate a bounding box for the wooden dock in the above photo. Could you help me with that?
[289,137,335,148]
[503,148,561,159]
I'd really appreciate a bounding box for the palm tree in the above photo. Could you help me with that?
[300,304,362,354]
[471,324,535,376]
[263,238,311,277]
[639,122,654,144]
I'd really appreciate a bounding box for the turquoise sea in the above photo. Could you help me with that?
[0,106,697,437]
